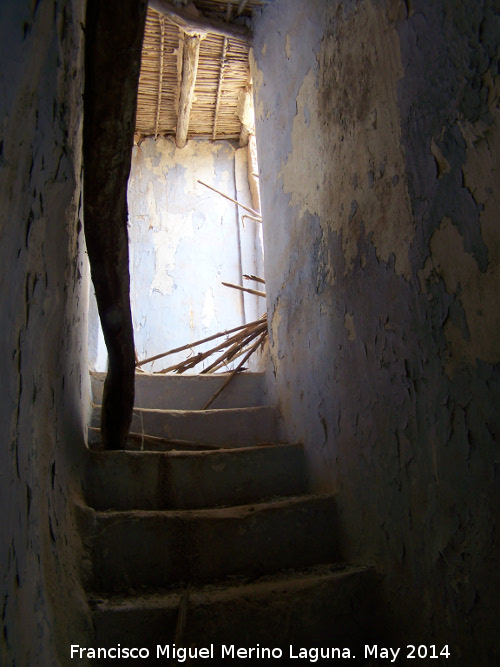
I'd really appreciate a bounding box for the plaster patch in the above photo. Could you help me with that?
[150,214,194,296]
[425,217,499,375]
[279,0,414,279]
[146,180,157,221]
[269,299,284,359]
[426,87,500,375]
[202,287,217,330]
[344,312,356,341]
[430,138,451,178]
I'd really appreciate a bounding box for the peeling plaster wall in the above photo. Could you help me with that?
[253,0,499,662]
[89,137,266,373]
[0,1,92,664]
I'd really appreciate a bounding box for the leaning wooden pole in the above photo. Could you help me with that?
[83,0,147,449]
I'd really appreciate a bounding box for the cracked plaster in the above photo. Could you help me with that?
[253,0,499,662]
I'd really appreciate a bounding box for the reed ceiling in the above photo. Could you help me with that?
[135,0,265,145]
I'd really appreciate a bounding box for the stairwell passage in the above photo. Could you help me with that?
[78,371,382,665]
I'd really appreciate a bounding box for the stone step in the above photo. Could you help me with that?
[90,565,379,666]
[81,494,341,594]
[90,371,270,411]
[85,443,309,511]
[91,405,284,447]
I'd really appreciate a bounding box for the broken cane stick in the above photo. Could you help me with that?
[202,331,267,410]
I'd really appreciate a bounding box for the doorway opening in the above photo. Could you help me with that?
[87,1,268,380]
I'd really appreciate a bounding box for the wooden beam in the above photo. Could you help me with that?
[176,33,201,148]
[237,0,249,16]
[154,16,166,138]
[243,274,265,285]
[175,31,184,119]
[148,0,251,43]
[212,37,228,140]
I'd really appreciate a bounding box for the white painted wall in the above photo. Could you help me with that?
[0,0,93,663]
[88,137,266,374]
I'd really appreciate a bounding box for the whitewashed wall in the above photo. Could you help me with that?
[88,137,266,373]
[0,0,93,663]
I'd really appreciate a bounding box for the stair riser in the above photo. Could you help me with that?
[86,444,308,511]
[92,569,380,666]
[86,497,341,593]
[91,406,283,447]
[91,372,270,410]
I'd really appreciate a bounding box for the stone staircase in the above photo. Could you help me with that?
[79,372,380,665]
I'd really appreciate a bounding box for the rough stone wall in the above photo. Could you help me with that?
[253,0,499,662]
[0,1,92,664]
[89,136,266,373]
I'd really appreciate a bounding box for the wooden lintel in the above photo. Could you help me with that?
[176,33,201,148]
[148,0,252,43]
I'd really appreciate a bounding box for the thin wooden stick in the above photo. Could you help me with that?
[204,327,267,374]
[157,320,266,373]
[135,317,265,367]
[162,322,265,374]
[202,331,267,410]
[198,180,261,218]
[205,341,252,373]
[242,214,262,225]
[222,281,266,298]
[243,274,265,285]
[203,327,264,373]
[200,324,266,373]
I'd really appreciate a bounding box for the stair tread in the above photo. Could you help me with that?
[90,563,370,609]
[94,404,279,415]
[92,404,284,447]
[91,371,270,411]
[92,492,336,520]
[88,440,297,457]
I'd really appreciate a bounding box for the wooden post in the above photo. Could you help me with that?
[176,33,201,148]
[83,0,148,449]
